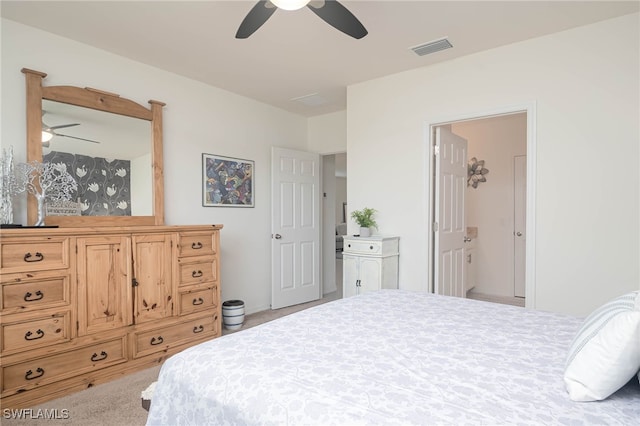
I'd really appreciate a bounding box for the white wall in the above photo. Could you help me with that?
[4,14,639,318]
[308,110,347,154]
[322,155,337,295]
[347,13,639,316]
[452,113,527,298]
[336,176,347,224]
[310,112,348,296]
[1,19,309,314]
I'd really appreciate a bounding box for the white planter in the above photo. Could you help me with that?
[359,226,371,237]
[222,300,245,331]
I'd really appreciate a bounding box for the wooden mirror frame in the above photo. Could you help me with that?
[22,68,165,227]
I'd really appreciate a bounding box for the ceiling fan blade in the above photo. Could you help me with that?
[236,1,277,39]
[47,123,80,131]
[56,133,101,144]
[307,0,367,39]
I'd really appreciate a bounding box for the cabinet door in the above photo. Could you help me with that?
[342,254,359,298]
[133,234,174,324]
[77,236,132,336]
[358,257,382,295]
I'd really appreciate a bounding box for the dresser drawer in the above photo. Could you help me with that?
[0,238,69,273]
[176,232,216,257]
[178,286,218,315]
[343,240,383,255]
[178,259,217,287]
[1,274,70,314]
[1,311,72,354]
[132,315,217,358]
[343,237,399,256]
[2,337,126,395]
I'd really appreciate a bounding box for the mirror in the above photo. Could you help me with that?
[42,100,153,216]
[22,68,165,226]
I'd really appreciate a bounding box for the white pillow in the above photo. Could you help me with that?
[564,290,640,402]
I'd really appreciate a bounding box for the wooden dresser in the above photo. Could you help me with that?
[0,224,222,408]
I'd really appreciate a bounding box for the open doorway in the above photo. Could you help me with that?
[431,111,531,307]
[321,152,347,300]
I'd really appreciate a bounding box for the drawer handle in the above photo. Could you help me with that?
[150,336,164,346]
[192,297,204,306]
[24,329,45,341]
[191,242,203,249]
[25,368,45,380]
[24,290,44,302]
[91,351,108,362]
[370,245,374,250]
[193,325,204,334]
[23,252,44,263]
[191,270,203,278]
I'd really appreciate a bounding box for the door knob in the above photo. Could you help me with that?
[463,236,472,243]
[274,234,282,239]
[516,232,522,237]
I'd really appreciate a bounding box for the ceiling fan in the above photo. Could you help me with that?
[236,0,367,40]
[42,113,101,147]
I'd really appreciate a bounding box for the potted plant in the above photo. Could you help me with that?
[350,207,378,237]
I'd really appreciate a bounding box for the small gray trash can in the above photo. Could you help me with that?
[222,300,245,331]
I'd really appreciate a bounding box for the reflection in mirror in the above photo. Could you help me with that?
[23,68,165,227]
[41,100,152,216]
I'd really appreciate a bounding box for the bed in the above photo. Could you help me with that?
[146,290,640,425]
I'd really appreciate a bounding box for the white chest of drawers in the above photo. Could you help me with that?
[342,235,399,298]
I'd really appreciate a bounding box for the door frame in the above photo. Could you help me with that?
[425,102,537,308]
[513,154,527,298]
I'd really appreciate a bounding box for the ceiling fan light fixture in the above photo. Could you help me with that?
[271,0,310,11]
[42,130,53,142]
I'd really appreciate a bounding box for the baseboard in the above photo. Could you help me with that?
[244,303,271,316]
[466,291,525,307]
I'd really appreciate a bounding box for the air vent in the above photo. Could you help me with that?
[290,93,327,107]
[411,38,453,56]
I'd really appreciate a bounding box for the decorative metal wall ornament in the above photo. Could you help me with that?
[13,161,78,226]
[468,157,489,188]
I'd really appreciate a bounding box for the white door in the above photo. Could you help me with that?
[271,147,321,309]
[514,155,527,298]
[434,127,467,297]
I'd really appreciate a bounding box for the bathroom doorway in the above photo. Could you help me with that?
[431,110,531,307]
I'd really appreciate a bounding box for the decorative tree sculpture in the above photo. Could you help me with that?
[0,146,16,224]
[13,161,78,226]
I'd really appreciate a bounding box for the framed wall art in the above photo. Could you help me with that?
[202,153,254,207]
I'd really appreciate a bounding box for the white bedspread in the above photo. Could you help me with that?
[146,290,640,425]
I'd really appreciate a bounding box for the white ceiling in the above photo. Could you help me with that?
[2,1,638,117]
